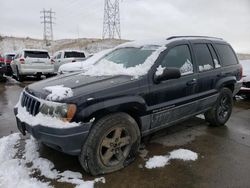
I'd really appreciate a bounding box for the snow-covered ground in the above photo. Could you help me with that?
[145,149,198,169]
[0,133,105,188]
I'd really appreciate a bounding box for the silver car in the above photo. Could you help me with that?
[10,49,55,81]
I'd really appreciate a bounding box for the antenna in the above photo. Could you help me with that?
[102,0,121,39]
[40,9,55,46]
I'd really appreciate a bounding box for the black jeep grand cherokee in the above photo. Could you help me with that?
[14,36,242,175]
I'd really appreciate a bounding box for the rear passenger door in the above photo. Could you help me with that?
[192,42,220,111]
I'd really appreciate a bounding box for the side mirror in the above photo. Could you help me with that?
[154,67,181,83]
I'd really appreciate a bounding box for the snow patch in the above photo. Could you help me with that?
[155,65,165,76]
[0,134,105,188]
[145,149,198,169]
[44,85,73,101]
[199,64,213,72]
[180,59,193,75]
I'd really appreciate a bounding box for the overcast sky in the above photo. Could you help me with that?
[0,0,250,53]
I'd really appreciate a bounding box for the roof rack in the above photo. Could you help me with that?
[167,36,223,40]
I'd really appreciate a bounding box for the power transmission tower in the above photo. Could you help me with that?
[40,9,55,46]
[102,0,121,39]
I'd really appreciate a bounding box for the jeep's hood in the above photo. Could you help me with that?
[26,72,134,101]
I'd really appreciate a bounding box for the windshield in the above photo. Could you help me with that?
[96,47,156,68]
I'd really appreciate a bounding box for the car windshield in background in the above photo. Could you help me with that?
[96,47,156,68]
[24,51,50,58]
[64,52,85,58]
[6,55,15,60]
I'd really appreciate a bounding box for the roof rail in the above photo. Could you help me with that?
[166,36,223,40]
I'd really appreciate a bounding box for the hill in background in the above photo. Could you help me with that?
[0,35,249,60]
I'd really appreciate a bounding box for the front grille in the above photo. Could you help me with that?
[21,92,41,116]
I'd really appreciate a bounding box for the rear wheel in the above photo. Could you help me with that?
[205,88,233,126]
[79,112,140,175]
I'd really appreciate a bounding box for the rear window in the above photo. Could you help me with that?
[64,52,85,58]
[215,44,238,66]
[6,54,15,60]
[24,51,50,58]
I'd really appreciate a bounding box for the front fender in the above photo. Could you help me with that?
[78,96,147,119]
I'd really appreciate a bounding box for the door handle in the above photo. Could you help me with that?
[186,78,197,86]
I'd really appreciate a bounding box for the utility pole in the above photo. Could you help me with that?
[102,0,121,39]
[40,9,55,46]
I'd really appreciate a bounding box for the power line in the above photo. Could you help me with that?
[103,0,121,39]
[40,9,55,46]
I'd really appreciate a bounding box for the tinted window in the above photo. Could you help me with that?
[193,44,214,72]
[24,51,49,58]
[160,45,193,75]
[215,44,238,66]
[208,44,221,68]
[56,52,62,59]
[6,54,15,60]
[64,52,85,58]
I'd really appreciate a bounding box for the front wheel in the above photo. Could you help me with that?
[205,88,233,126]
[79,113,141,175]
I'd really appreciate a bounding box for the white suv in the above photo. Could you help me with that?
[53,50,87,72]
[10,49,55,81]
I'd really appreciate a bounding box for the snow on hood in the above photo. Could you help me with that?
[0,133,105,188]
[81,46,166,79]
[240,60,250,82]
[58,49,113,73]
[44,85,73,101]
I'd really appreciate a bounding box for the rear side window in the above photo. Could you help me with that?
[159,45,193,76]
[193,44,214,72]
[64,52,85,58]
[24,51,50,58]
[215,44,238,66]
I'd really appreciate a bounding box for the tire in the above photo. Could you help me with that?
[16,68,24,82]
[0,73,6,82]
[36,74,41,80]
[79,112,141,175]
[205,88,233,126]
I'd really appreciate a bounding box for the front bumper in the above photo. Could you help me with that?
[14,107,92,155]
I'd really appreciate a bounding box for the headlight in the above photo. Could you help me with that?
[40,103,77,122]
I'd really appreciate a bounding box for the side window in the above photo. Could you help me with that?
[208,44,221,68]
[158,45,193,76]
[193,44,214,72]
[214,44,238,66]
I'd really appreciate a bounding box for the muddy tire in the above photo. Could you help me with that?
[205,88,233,126]
[79,112,141,175]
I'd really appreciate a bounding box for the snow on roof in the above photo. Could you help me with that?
[116,38,169,49]
[4,52,16,55]
[22,49,48,52]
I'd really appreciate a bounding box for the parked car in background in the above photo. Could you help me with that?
[4,52,15,76]
[15,36,242,175]
[53,50,87,72]
[10,49,55,81]
[58,49,112,74]
[238,60,250,98]
[0,53,7,81]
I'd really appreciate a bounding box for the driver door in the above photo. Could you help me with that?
[147,44,198,129]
